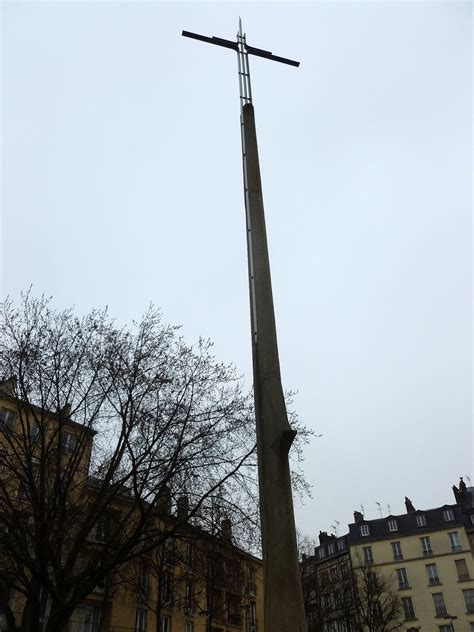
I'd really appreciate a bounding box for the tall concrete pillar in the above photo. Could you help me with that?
[242,102,308,632]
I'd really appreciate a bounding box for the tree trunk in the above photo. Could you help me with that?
[20,578,42,632]
[0,579,17,632]
[43,604,74,632]
[1,606,17,632]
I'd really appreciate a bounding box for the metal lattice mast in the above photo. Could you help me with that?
[182,23,307,632]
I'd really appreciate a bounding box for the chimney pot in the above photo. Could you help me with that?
[221,518,232,542]
[176,495,189,521]
[0,377,17,395]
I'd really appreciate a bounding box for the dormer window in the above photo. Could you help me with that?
[319,547,325,559]
[31,422,40,443]
[416,514,427,527]
[0,408,16,431]
[388,519,398,532]
[338,538,345,551]
[443,508,454,522]
[327,542,335,555]
[360,524,370,537]
[61,431,78,454]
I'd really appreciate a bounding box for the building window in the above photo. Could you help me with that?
[396,568,409,589]
[416,513,427,527]
[93,575,106,594]
[338,538,345,551]
[328,542,335,555]
[401,596,416,620]
[135,609,147,632]
[227,595,241,626]
[439,626,455,632]
[331,566,339,581]
[94,515,112,542]
[443,508,455,522]
[388,519,398,532]
[420,536,432,556]
[319,547,325,559]
[463,588,474,613]
[432,592,448,617]
[61,431,78,454]
[18,462,40,499]
[138,562,148,601]
[470,514,474,526]
[160,616,171,632]
[185,542,194,567]
[448,531,461,552]
[184,580,194,613]
[470,623,474,632]
[360,524,370,537]
[162,571,172,605]
[363,546,373,564]
[30,422,40,443]
[249,567,256,595]
[163,539,175,564]
[0,408,16,431]
[184,622,194,632]
[391,541,403,561]
[0,450,7,477]
[250,601,257,625]
[455,558,470,581]
[426,563,440,585]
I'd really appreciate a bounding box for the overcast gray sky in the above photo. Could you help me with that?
[2,1,472,540]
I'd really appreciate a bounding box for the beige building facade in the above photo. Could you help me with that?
[302,481,474,632]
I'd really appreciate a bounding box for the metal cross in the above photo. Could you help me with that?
[182,19,299,110]
[182,22,307,632]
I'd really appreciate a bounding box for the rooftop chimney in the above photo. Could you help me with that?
[353,511,364,523]
[176,495,189,521]
[221,518,232,543]
[59,403,72,418]
[157,485,172,516]
[405,496,416,513]
[318,530,336,544]
[0,377,17,396]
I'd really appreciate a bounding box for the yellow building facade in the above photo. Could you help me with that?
[349,488,474,631]
[302,484,474,632]
[0,384,264,632]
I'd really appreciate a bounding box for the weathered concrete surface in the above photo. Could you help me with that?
[242,102,308,632]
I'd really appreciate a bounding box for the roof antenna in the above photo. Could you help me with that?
[387,503,391,515]
[376,502,382,518]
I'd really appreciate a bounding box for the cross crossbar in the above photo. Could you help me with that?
[182,29,300,67]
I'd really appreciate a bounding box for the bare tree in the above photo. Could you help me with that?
[302,555,402,632]
[0,294,261,632]
[296,530,318,561]
[350,563,402,632]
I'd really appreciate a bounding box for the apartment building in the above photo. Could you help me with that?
[0,380,263,632]
[302,482,474,632]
